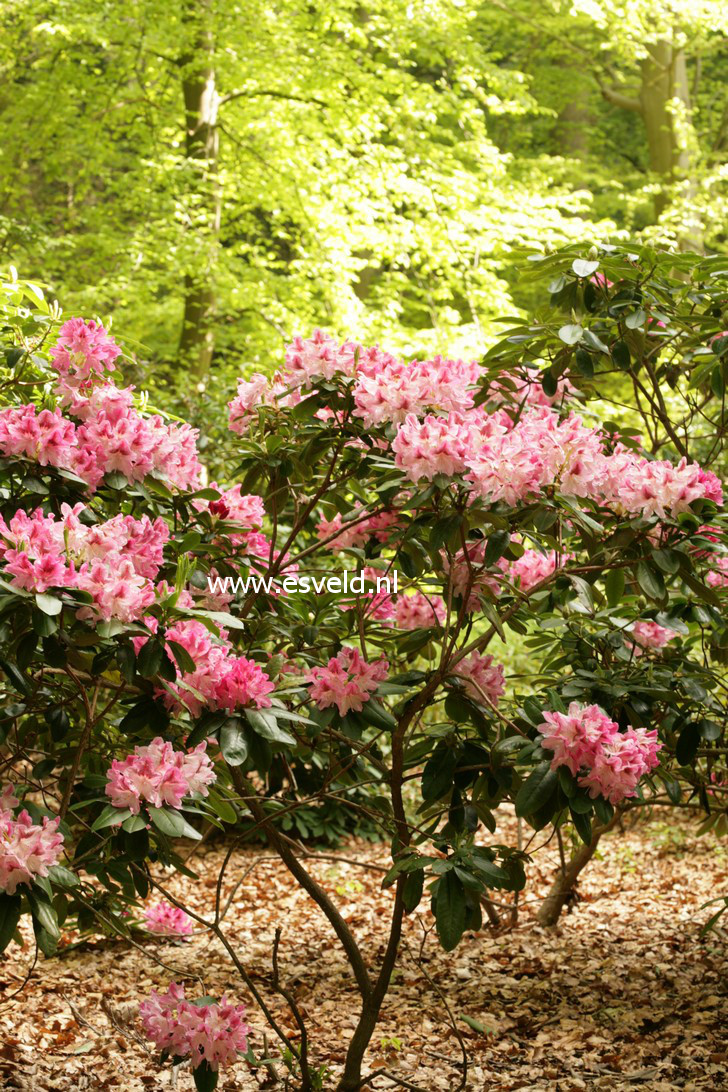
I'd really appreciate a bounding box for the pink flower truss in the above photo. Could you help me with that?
[50,317,121,389]
[443,540,507,610]
[353,355,481,426]
[306,647,389,715]
[316,508,400,550]
[0,786,64,895]
[0,320,201,492]
[707,556,728,588]
[144,902,194,936]
[538,702,661,805]
[0,504,167,623]
[508,548,572,592]
[452,652,505,707]
[392,591,446,629]
[631,620,678,654]
[284,329,358,388]
[392,412,489,482]
[140,982,250,1071]
[105,738,216,814]
[152,619,274,716]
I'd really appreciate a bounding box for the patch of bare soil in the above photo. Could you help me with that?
[1,810,726,1091]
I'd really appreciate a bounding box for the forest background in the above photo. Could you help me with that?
[1,0,726,431]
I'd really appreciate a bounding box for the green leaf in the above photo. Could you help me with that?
[514,761,557,817]
[206,788,238,824]
[460,1014,486,1034]
[435,871,466,951]
[570,806,592,846]
[611,340,630,370]
[167,640,197,675]
[26,890,60,945]
[137,639,165,678]
[637,562,665,601]
[220,718,249,766]
[35,592,63,616]
[572,258,599,278]
[149,807,184,838]
[245,709,296,747]
[651,548,681,575]
[193,1060,219,1092]
[558,324,583,346]
[483,529,511,566]
[604,567,625,608]
[675,722,700,766]
[91,805,131,831]
[625,309,646,329]
[0,893,21,953]
[402,869,424,913]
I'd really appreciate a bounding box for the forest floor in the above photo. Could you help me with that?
[1,809,726,1092]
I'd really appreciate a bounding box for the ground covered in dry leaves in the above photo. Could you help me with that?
[1,810,726,1091]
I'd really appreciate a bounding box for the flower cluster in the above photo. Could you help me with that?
[391,591,446,629]
[452,652,505,707]
[509,548,571,592]
[105,738,216,814]
[140,982,250,1072]
[306,647,389,715]
[538,702,662,804]
[0,320,201,491]
[284,328,358,387]
[0,786,64,895]
[631,620,678,654]
[0,503,168,621]
[136,619,275,716]
[353,354,481,426]
[316,508,400,550]
[144,902,194,936]
[707,556,728,588]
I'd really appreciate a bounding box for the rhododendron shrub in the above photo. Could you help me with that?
[0,250,727,1092]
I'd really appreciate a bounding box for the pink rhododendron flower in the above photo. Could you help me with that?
[105,738,216,814]
[707,556,728,588]
[508,548,571,592]
[538,702,661,804]
[631,620,678,654]
[443,540,507,609]
[195,484,265,531]
[284,329,358,387]
[0,786,64,894]
[316,509,400,550]
[140,982,250,1071]
[50,317,121,389]
[353,355,482,426]
[144,902,194,936]
[392,591,446,629]
[0,504,167,622]
[306,647,389,715]
[452,652,505,707]
[392,412,487,482]
[137,619,274,716]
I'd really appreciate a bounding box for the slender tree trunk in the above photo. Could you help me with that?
[603,38,702,249]
[537,812,621,927]
[178,0,221,377]
[639,40,701,247]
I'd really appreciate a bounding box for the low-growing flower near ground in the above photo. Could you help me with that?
[140,982,250,1086]
[144,902,194,936]
[0,786,64,894]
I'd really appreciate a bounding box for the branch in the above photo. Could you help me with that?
[220,88,329,109]
[600,85,642,113]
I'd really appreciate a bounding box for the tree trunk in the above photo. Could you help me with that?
[537,812,621,927]
[537,828,603,927]
[178,0,220,378]
[639,40,701,246]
